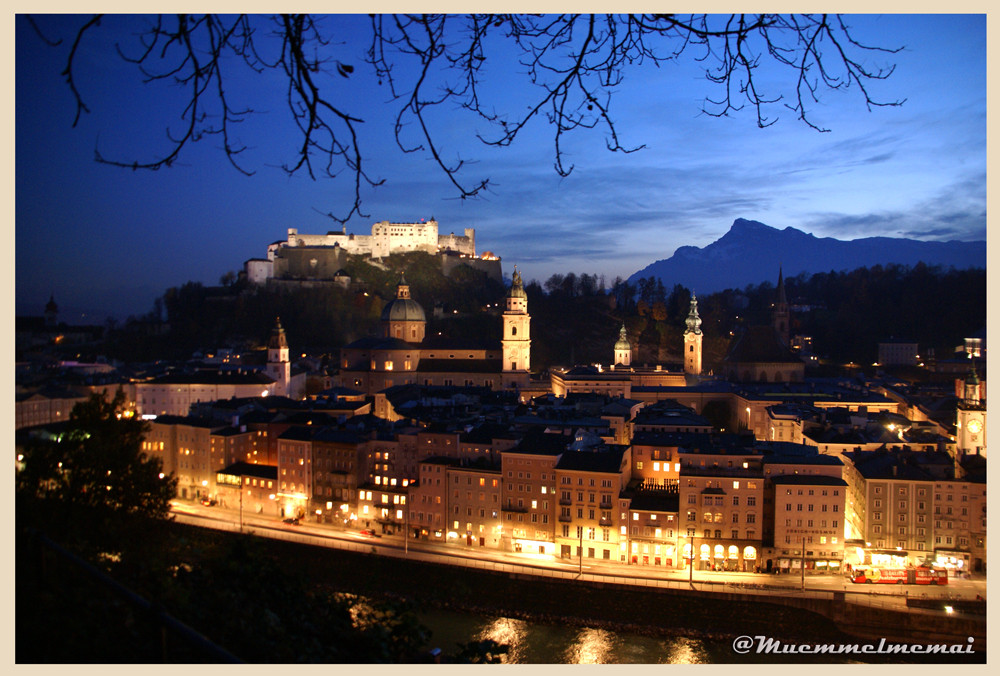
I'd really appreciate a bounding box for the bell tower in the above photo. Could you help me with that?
[266,317,291,396]
[613,324,632,367]
[683,293,703,376]
[956,362,986,457]
[502,267,531,382]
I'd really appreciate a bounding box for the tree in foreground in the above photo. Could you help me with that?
[27,14,902,221]
[17,389,176,529]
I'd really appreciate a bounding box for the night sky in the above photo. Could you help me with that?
[15,14,986,322]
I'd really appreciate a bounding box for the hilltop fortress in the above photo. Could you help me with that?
[245,219,501,284]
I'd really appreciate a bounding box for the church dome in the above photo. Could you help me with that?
[381,297,426,322]
[381,273,426,322]
[614,324,631,350]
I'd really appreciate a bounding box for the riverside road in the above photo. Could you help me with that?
[169,499,986,615]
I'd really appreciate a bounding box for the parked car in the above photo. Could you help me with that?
[201,498,217,507]
[360,529,381,537]
[283,517,301,525]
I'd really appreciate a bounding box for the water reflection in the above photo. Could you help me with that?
[476,617,527,663]
[564,628,614,664]
[420,608,715,664]
[662,636,710,664]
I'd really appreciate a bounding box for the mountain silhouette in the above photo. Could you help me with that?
[628,218,985,292]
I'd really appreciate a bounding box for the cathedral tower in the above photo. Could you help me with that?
[265,317,291,396]
[683,293,703,376]
[502,268,531,378]
[613,324,632,367]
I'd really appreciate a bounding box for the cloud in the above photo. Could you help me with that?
[801,171,986,242]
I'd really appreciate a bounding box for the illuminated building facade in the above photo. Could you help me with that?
[310,428,366,523]
[145,416,223,500]
[276,426,314,518]
[771,475,848,574]
[500,433,562,555]
[553,447,630,563]
[678,467,765,573]
[447,462,503,547]
[410,457,456,538]
[843,448,987,572]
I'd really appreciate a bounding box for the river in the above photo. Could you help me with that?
[420,608,750,663]
[417,608,984,664]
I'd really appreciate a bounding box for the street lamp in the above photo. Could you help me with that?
[800,535,806,591]
[681,534,695,584]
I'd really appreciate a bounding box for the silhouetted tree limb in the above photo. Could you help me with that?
[35,13,903,222]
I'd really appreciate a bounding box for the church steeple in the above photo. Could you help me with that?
[772,268,790,346]
[502,266,531,387]
[683,293,703,376]
[266,317,291,396]
[964,361,982,406]
[614,323,632,367]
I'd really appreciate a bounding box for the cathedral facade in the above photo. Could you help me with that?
[336,271,532,396]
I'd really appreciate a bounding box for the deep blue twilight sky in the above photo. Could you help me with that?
[15,14,986,322]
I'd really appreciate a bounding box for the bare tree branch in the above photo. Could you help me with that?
[32,13,904,222]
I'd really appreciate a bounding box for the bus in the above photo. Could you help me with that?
[850,566,949,585]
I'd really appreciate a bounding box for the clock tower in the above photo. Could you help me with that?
[502,267,531,390]
[683,293,703,377]
[956,362,986,457]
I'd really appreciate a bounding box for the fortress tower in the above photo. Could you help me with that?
[683,293,703,376]
[502,268,531,380]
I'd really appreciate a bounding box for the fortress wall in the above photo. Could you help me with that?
[246,259,273,285]
[438,232,476,256]
[269,222,480,277]
[441,256,503,282]
[273,246,351,279]
[371,220,439,257]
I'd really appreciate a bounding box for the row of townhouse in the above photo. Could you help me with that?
[349,428,855,573]
[842,448,987,573]
[150,406,982,575]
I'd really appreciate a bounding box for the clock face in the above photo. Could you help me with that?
[968,419,982,434]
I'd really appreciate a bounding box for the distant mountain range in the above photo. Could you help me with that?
[628,218,986,293]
